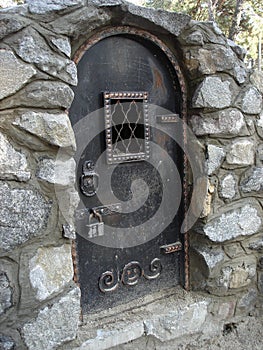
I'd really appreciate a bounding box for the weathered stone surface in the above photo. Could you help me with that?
[0,14,27,40]
[227,39,247,60]
[144,300,208,341]
[75,322,144,350]
[203,201,262,242]
[240,167,263,193]
[27,0,84,14]
[206,144,225,175]
[184,46,247,83]
[258,271,263,294]
[219,173,236,199]
[191,109,247,137]
[62,224,76,239]
[51,37,71,57]
[236,87,262,115]
[257,112,263,139]
[56,188,79,235]
[0,132,30,181]
[29,245,73,301]
[236,288,258,313]
[192,245,225,277]
[0,49,36,100]
[0,183,52,251]
[249,239,263,252]
[127,4,191,37]
[241,234,263,253]
[0,334,15,350]
[217,300,236,319]
[223,242,244,259]
[8,28,77,85]
[257,144,263,161]
[47,6,111,38]
[250,70,263,94]
[192,77,232,109]
[22,287,80,350]
[0,81,74,110]
[179,21,226,45]
[184,30,204,46]
[217,256,257,290]
[0,272,12,315]
[226,139,254,166]
[13,111,76,149]
[36,157,75,187]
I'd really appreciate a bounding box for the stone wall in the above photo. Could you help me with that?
[0,1,262,349]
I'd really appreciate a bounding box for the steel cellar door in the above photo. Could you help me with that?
[70,29,186,313]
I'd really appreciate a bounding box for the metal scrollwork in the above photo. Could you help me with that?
[98,270,119,293]
[98,258,162,292]
[121,261,143,286]
[144,258,162,280]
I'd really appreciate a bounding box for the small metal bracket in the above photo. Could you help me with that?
[92,203,121,216]
[156,114,180,123]
[80,161,99,197]
[160,242,182,254]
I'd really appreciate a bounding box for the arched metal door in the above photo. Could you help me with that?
[70,28,187,313]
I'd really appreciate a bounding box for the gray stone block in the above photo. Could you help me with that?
[0,183,52,251]
[0,81,74,110]
[215,256,257,291]
[29,245,74,301]
[0,272,12,316]
[226,139,254,166]
[258,271,263,294]
[236,288,258,314]
[50,37,71,57]
[237,87,262,115]
[223,242,244,259]
[127,4,191,37]
[13,111,76,150]
[47,6,111,38]
[0,49,36,100]
[27,0,84,14]
[203,201,262,242]
[0,334,15,350]
[206,144,225,175]
[256,112,263,139]
[0,14,27,40]
[240,167,263,193]
[36,157,76,187]
[144,300,209,342]
[22,287,80,350]
[192,77,232,109]
[192,245,225,277]
[8,27,77,85]
[219,174,236,199]
[191,109,247,137]
[0,132,30,182]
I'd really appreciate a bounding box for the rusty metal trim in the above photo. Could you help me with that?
[72,26,189,291]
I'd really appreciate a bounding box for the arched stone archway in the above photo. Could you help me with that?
[0,1,262,349]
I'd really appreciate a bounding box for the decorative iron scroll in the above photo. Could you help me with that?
[98,258,162,293]
[104,91,150,164]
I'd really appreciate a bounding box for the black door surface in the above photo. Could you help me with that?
[70,29,185,313]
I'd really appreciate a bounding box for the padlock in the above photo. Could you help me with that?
[86,210,104,239]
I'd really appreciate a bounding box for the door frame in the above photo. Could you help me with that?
[71,26,190,291]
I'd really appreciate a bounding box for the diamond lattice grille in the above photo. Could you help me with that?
[104,92,150,164]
